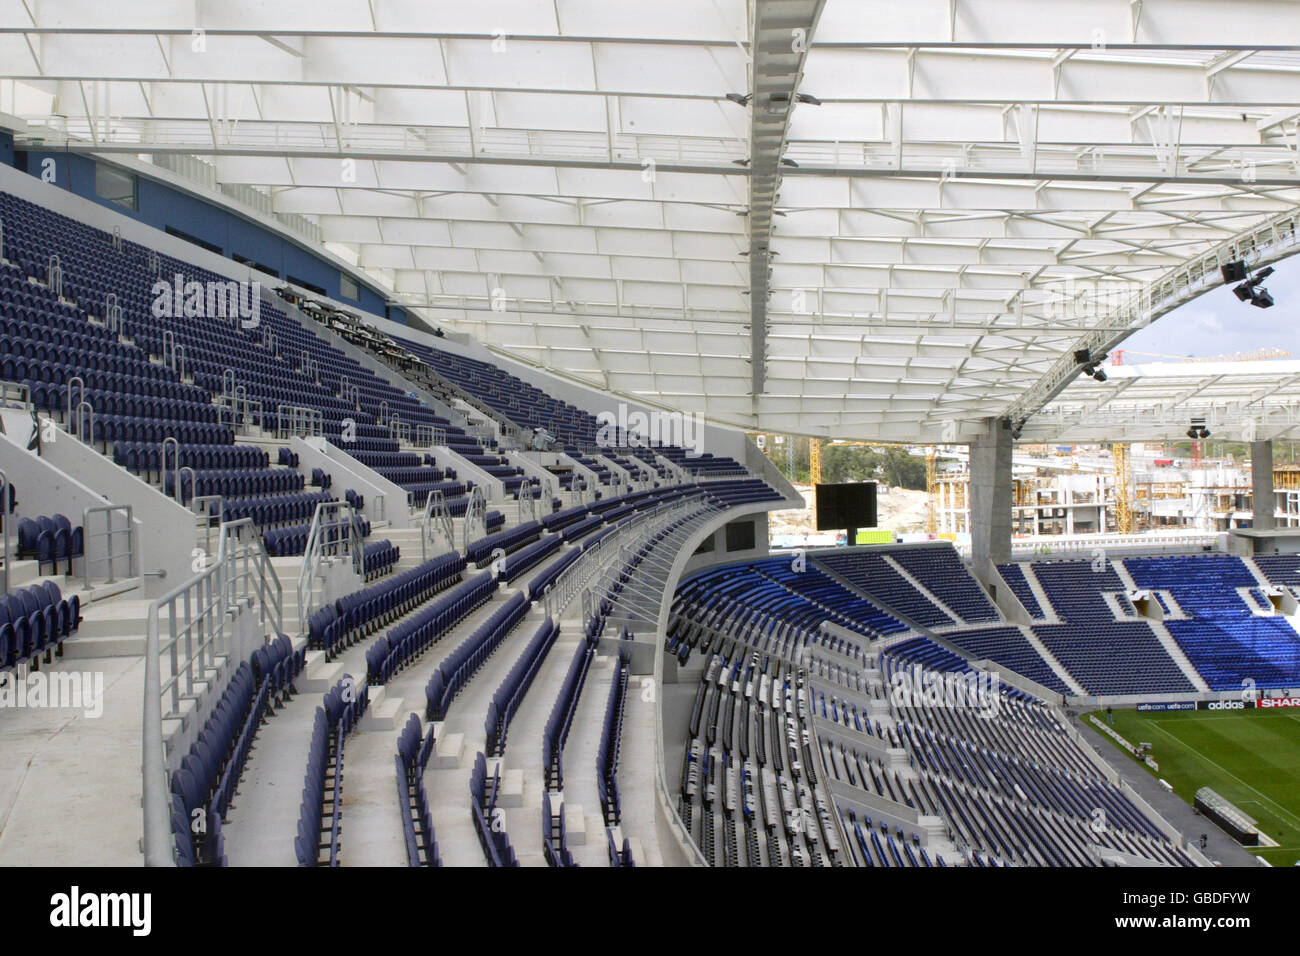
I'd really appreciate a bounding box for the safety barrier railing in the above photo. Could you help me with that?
[46,254,62,298]
[275,404,324,440]
[216,392,265,434]
[142,517,281,866]
[464,485,488,548]
[71,400,95,445]
[191,495,224,556]
[421,489,454,561]
[296,499,363,625]
[82,504,137,588]
[541,494,708,622]
[414,423,446,448]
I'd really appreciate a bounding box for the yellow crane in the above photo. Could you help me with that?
[1113,442,1134,533]
[925,446,938,534]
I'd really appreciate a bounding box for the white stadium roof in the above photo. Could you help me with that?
[3,0,1300,443]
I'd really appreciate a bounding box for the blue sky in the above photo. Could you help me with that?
[1115,257,1299,361]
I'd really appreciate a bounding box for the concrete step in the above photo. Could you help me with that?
[63,633,147,658]
[498,768,525,808]
[358,685,404,732]
[431,731,465,770]
[564,803,587,846]
[298,651,344,692]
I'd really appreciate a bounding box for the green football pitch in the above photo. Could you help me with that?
[1085,706,1300,866]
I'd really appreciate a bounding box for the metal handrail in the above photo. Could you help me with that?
[161,437,180,500]
[464,485,488,548]
[190,495,224,556]
[65,375,85,427]
[82,504,136,588]
[177,466,196,505]
[414,423,446,448]
[275,404,323,440]
[72,400,95,445]
[296,500,363,626]
[143,517,281,866]
[421,490,454,561]
[47,254,62,297]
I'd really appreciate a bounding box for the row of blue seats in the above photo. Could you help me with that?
[425,593,531,721]
[365,570,498,685]
[542,630,597,790]
[362,540,399,579]
[262,517,373,558]
[597,651,630,827]
[526,547,581,602]
[498,534,562,584]
[166,467,304,502]
[469,752,519,867]
[315,551,466,657]
[16,514,83,575]
[0,581,80,671]
[249,634,306,707]
[114,440,266,476]
[542,789,578,867]
[466,519,542,566]
[295,677,369,867]
[80,412,232,448]
[485,615,560,756]
[222,491,334,527]
[395,714,441,867]
[171,661,266,866]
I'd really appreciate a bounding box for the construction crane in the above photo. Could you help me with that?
[1112,442,1134,533]
[808,438,882,484]
[925,446,938,534]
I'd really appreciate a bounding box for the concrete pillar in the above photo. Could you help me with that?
[970,418,1013,568]
[1252,440,1276,531]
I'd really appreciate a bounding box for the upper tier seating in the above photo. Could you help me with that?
[888,546,999,623]
[1124,555,1300,691]
[815,550,954,628]
[1029,559,1197,695]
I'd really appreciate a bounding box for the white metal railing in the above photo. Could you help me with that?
[414,423,446,448]
[464,485,488,548]
[542,494,708,622]
[142,518,282,866]
[216,392,264,434]
[276,404,323,440]
[190,495,224,556]
[46,254,62,297]
[81,504,136,587]
[516,477,539,524]
[296,500,363,626]
[421,489,454,561]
